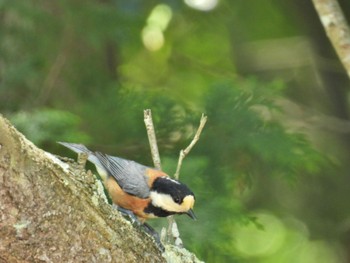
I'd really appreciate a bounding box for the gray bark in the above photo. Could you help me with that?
[0,114,165,262]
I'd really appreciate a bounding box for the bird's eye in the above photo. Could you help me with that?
[174,197,181,204]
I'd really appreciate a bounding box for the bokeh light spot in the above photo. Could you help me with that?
[142,4,172,51]
[184,0,219,11]
[142,25,164,52]
[147,4,172,31]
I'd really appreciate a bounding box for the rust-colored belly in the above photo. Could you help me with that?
[105,177,151,221]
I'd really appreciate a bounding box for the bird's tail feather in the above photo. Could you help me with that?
[58,142,108,180]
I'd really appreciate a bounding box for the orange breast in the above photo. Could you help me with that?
[104,168,168,221]
[104,177,150,221]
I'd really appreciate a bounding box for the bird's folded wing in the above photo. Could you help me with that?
[95,152,151,199]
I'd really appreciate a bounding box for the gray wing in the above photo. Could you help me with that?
[95,152,150,199]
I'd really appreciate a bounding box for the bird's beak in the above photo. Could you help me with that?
[186,209,197,220]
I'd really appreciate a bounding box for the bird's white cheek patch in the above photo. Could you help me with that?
[150,192,184,212]
[150,192,195,213]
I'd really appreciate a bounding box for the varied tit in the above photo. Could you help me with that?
[58,142,196,222]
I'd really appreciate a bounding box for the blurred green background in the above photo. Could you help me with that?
[2,0,350,262]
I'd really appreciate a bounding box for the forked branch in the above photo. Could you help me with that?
[174,114,207,180]
[143,110,207,246]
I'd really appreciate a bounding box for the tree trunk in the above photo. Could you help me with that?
[0,115,180,262]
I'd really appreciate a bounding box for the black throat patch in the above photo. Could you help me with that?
[144,202,175,217]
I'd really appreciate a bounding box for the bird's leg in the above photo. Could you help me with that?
[142,222,165,252]
[112,205,164,251]
[112,205,141,226]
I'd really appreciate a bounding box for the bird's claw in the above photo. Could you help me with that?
[112,205,164,252]
[113,205,141,226]
[143,222,165,252]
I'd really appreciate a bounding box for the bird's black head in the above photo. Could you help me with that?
[149,177,196,219]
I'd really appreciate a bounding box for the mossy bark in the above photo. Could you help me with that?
[0,115,165,263]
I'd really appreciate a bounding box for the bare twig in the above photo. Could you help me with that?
[312,0,350,79]
[144,109,179,244]
[143,110,207,247]
[167,114,207,245]
[174,114,208,180]
[143,109,162,170]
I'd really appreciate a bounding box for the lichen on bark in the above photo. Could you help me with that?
[0,115,164,262]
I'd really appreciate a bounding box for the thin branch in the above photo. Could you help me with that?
[143,109,162,170]
[174,114,208,180]
[167,114,207,245]
[143,110,207,247]
[144,109,179,245]
[312,0,350,79]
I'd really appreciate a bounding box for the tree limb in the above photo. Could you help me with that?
[0,114,164,262]
[312,0,350,79]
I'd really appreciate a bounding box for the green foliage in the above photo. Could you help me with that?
[203,80,324,180]
[178,80,326,260]
[9,109,90,146]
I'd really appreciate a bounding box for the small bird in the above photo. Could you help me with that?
[58,142,196,223]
